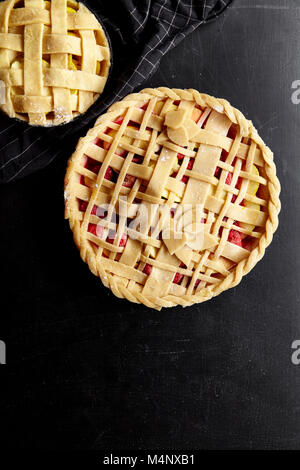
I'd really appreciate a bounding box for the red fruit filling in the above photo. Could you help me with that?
[119,233,128,247]
[173,272,183,284]
[114,117,124,125]
[214,167,233,185]
[228,229,243,247]
[181,175,188,184]
[103,139,127,158]
[226,172,233,185]
[91,205,98,216]
[88,223,104,238]
[232,221,246,239]
[173,263,186,284]
[79,200,88,211]
[227,124,238,140]
[214,166,221,178]
[122,174,136,188]
[132,155,143,163]
[94,137,102,147]
[80,201,107,218]
[128,120,139,128]
[83,160,117,182]
[143,263,152,275]
[107,231,127,247]
[241,236,255,251]
[187,158,194,170]
[84,157,101,174]
[104,166,114,181]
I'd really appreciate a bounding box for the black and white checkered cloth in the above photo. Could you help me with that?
[0,0,233,183]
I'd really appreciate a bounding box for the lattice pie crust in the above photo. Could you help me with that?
[0,0,111,126]
[65,88,281,310]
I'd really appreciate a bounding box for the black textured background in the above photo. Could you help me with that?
[1,0,300,450]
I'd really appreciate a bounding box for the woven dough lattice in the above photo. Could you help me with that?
[65,87,281,310]
[0,0,110,126]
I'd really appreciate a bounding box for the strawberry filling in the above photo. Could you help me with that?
[88,223,104,238]
[241,237,255,251]
[103,139,127,157]
[88,224,128,248]
[228,229,243,247]
[94,137,102,147]
[143,263,186,283]
[187,158,194,170]
[179,158,195,183]
[79,201,105,217]
[181,175,188,184]
[227,124,238,140]
[91,205,98,215]
[79,200,88,211]
[114,117,124,125]
[233,221,246,238]
[119,233,128,247]
[173,272,183,284]
[143,263,153,275]
[84,156,117,182]
[107,231,127,247]
[214,166,221,178]
[173,263,186,284]
[226,172,233,185]
[228,227,251,249]
[84,157,101,174]
[171,164,194,184]
[214,167,233,185]
[104,166,116,181]
[122,174,136,188]
[132,155,143,163]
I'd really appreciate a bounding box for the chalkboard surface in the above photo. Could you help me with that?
[1,0,300,450]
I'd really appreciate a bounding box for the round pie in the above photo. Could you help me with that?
[64,87,281,310]
[0,0,111,126]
